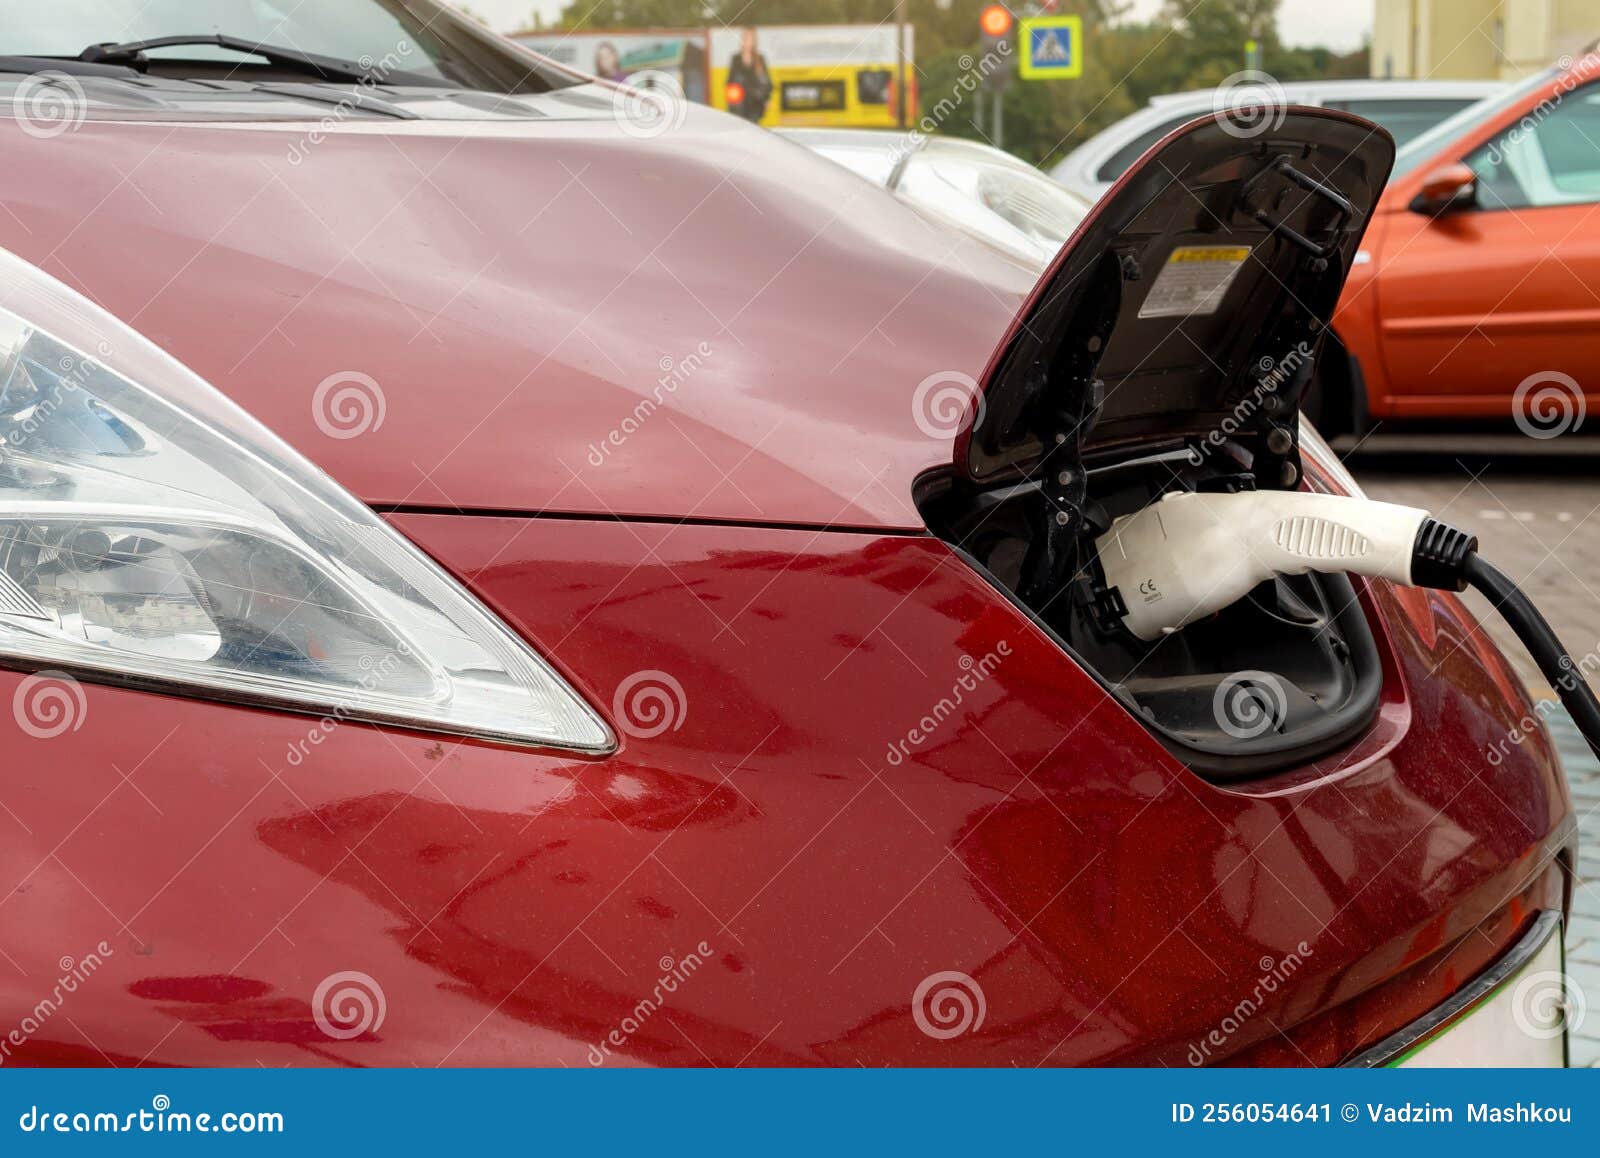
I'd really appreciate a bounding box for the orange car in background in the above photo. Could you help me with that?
[1315,49,1600,436]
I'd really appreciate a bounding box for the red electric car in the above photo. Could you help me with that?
[0,2,1574,1067]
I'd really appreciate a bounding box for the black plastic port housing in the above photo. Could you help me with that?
[918,447,1383,781]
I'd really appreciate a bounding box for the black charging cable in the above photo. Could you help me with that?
[1415,518,1600,761]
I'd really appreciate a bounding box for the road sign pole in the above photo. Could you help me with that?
[977,2,1015,145]
[896,0,908,129]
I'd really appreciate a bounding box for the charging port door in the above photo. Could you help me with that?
[956,107,1394,495]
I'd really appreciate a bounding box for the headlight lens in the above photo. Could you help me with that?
[0,249,611,752]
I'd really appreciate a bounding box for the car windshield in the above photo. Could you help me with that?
[1390,66,1557,177]
[0,0,569,93]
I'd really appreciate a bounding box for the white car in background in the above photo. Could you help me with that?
[1050,79,1501,201]
[780,129,1091,268]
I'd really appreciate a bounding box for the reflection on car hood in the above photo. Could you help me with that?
[0,73,617,122]
[0,91,1034,527]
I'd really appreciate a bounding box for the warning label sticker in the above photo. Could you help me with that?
[1137,246,1252,319]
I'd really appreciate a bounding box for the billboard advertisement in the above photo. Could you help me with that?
[512,30,709,104]
[708,24,913,128]
[513,25,914,128]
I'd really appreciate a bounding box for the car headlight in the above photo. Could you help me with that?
[0,248,611,752]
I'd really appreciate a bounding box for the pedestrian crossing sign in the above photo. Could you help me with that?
[1019,15,1083,79]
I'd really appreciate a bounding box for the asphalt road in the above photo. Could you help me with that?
[1347,437,1600,1065]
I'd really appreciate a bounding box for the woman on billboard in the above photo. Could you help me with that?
[592,41,626,82]
[725,28,771,122]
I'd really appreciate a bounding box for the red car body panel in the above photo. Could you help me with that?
[0,107,1032,529]
[0,514,1571,1066]
[1333,54,1600,420]
[0,89,1573,1066]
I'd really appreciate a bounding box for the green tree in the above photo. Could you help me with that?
[1158,0,1276,83]
[1154,0,1367,84]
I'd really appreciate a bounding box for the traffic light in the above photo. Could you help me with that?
[979,4,1016,92]
[980,3,1013,36]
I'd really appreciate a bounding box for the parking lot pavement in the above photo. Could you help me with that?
[1354,446,1600,1065]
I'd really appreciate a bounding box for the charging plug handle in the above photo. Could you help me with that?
[1097,491,1431,641]
[1095,491,1600,762]
[1411,517,1479,591]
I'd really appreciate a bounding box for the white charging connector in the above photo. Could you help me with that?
[1089,487,1600,762]
[1095,490,1429,640]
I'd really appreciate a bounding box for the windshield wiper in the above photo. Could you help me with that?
[77,33,450,87]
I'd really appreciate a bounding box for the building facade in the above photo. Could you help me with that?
[1372,0,1600,79]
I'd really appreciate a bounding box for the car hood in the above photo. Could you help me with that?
[963,108,1393,484]
[0,89,1034,529]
